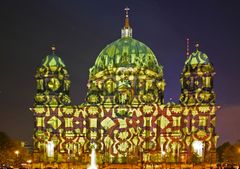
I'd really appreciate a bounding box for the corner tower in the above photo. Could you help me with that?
[32,47,72,166]
[180,44,216,105]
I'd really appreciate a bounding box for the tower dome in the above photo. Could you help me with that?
[41,46,66,67]
[86,8,165,105]
[185,48,210,66]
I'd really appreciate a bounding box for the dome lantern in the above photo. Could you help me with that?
[121,7,132,38]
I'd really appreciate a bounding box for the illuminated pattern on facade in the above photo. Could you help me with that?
[31,10,218,166]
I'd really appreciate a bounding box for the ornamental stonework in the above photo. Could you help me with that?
[31,10,218,167]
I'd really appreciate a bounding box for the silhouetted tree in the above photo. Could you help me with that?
[217,142,231,163]
[217,141,240,164]
[0,131,30,167]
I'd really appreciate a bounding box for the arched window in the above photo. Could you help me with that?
[192,140,203,157]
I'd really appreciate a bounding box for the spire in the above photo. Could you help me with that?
[121,7,132,38]
[124,7,130,28]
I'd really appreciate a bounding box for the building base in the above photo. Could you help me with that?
[32,162,217,169]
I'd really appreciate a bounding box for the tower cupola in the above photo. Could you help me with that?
[34,46,71,106]
[179,43,216,105]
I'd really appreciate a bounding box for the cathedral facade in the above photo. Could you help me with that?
[31,10,218,168]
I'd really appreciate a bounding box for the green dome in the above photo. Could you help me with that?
[41,51,65,67]
[90,37,162,76]
[185,50,210,65]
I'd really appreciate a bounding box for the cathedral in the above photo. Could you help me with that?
[31,9,219,169]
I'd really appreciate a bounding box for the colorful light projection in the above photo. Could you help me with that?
[31,8,218,166]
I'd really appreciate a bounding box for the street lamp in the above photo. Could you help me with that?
[14,150,20,168]
[15,150,19,157]
[27,159,32,169]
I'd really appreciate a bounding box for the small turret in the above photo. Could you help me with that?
[34,46,71,106]
[179,43,216,105]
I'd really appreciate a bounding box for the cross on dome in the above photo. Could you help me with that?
[125,7,130,18]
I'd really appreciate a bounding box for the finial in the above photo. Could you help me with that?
[51,45,56,54]
[195,42,200,51]
[121,7,132,38]
[186,38,190,57]
[125,7,130,17]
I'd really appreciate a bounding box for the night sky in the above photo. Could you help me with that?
[0,0,239,146]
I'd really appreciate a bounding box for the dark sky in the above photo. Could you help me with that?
[0,0,239,146]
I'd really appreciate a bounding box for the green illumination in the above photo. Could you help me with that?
[180,49,216,105]
[90,37,163,77]
[42,54,65,67]
[31,18,218,167]
[34,51,71,106]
